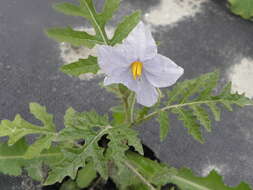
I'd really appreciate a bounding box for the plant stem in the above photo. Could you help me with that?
[124,161,157,190]
[129,92,136,124]
[81,0,109,45]
[123,95,130,124]
[132,99,231,126]
[121,88,136,125]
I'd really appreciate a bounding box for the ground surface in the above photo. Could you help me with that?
[1,0,253,189]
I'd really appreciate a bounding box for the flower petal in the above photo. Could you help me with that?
[96,44,134,75]
[144,54,184,88]
[104,68,139,91]
[123,21,157,61]
[103,69,158,107]
[135,75,159,107]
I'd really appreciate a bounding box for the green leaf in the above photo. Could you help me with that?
[173,108,204,143]
[45,109,111,185]
[77,110,109,128]
[58,108,109,142]
[49,0,140,49]
[136,107,150,121]
[100,0,121,25]
[25,102,56,159]
[76,161,97,188]
[107,126,143,158]
[101,84,124,98]
[229,0,253,20]
[0,103,56,160]
[48,0,121,48]
[48,0,142,83]
[171,168,252,190]
[53,109,143,186]
[157,111,170,141]
[0,138,62,180]
[53,2,88,17]
[25,162,44,182]
[79,0,120,27]
[163,71,253,143]
[0,139,30,176]
[60,179,80,190]
[110,105,125,125]
[78,0,117,44]
[45,135,108,185]
[30,103,55,131]
[111,164,148,190]
[207,102,221,121]
[168,71,219,105]
[64,107,77,128]
[121,152,252,190]
[191,105,211,132]
[105,125,143,180]
[0,103,56,147]
[60,56,99,76]
[24,134,55,159]
[44,148,85,185]
[124,151,177,189]
[110,11,141,45]
[46,27,103,48]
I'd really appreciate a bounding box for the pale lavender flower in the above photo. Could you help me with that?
[97,22,184,107]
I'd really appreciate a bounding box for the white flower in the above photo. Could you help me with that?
[97,22,184,107]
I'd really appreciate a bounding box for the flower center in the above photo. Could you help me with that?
[131,61,143,80]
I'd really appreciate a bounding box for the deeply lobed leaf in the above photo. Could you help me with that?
[160,71,253,143]
[45,128,110,185]
[123,152,252,190]
[46,108,143,185]
[44,108,111,184]
[0,103,56,158]
[47,0,141,77]
[0,138,62,181]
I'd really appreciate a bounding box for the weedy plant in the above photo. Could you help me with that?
[0,0,252,190]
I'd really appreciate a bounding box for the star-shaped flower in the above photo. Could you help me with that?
[97,22,184,107]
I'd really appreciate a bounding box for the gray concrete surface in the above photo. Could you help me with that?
[1,0,253,189]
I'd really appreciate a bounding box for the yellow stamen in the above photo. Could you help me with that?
[131,61,143,80]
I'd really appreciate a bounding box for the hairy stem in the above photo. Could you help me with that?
[123,95,130,124]
[129,92,136,124]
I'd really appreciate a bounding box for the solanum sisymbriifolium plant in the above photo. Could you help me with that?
[0,0,252,190]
